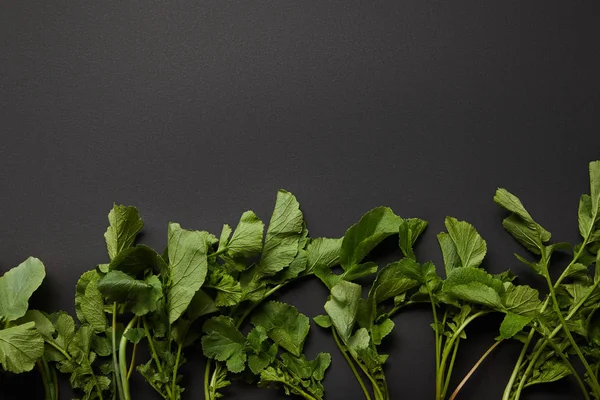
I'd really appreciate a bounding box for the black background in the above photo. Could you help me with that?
[1,1,600,399]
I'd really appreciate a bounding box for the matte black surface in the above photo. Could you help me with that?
[1,1,600,399]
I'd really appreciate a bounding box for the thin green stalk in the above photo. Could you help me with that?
[204,359,212,400]
[503,243,585,400]
[449,340,503,400]
[37,359,53,400]
[441,339,460,399]
[45,340,72,361]
[142,317,173,399]
[428,294,441,400]
[437,311,487,400]
[119,316,138,400]
[112,303,125,400]
[332,328,372,400]
[513,277,600,399]
[533,325,591,400]
[544,271,600,396]
[171,343,183,400]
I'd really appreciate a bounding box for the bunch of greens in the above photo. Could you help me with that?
[0,258,46,388]
[202,301,330,399]
[493,161,600,400]
[201,190,335,399]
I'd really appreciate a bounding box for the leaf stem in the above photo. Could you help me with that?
[438,311,487,400]
[332,327,372,400]
[449,340,503,400]
[544,270,600,396]
[171,342,183,400]
[204,359,212,400]
[533,325,591,400]
[112,303,125,400]
[119,316,138,400]
[442,339,460,399]
[142,317,173,399]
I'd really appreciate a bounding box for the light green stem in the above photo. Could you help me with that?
[171,343,183,400]
[119,316,138,400]
[449,340,503,400]
[441,339,460,399]
[332,328,372,400]
[142,317,173,399]
[112,303,125,400]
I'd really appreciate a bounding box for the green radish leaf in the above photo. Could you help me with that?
[444,217,487,269]
[201,316,247,373]
[104,204,144,260]
[0,322,44,373]
[0,257,46,322]
[325,280,362,342]
[167,222,210,324]
[251,301,310,357]
[340,207,403,269]
[399,218,428,260]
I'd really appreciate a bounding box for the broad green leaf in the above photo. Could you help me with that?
[16,310,54,340]
[399,218,428,260]
[306,237,342,275]
[444,217,487,269]
[502,283,541,317]
[500,313,532,339]
[324,280,362,342]
[124,328,145,344]
[443,267,504,310]
[0,257,46,321]
[370,259,421,305]
[251,301,310,357]
[201,316,246,373]
[80,275,107,332]
[226,211,265,258]
[590,160,600,216]
[167,223,210,324]
[108,245,168,278]
[494,189,551,241]
[255,190,304,277]
[579,194,594,239]
[104,204,144,260]
[502,215,544,255]
[75,270,102,325]
[0,322,44,373]
[97,271,163,316]
[340,207,403,269]
[246,326,269,352]
[341,262,379,282]
[437,233,460,275]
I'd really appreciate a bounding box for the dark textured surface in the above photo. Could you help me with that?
[1,1,600,399]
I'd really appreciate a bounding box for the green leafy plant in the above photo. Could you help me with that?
[201,190,335,399]
[0,258,47,392]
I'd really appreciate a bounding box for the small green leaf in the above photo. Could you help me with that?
[443,267,504,310]
[399,218,428,260]
[444,217,487,269]
[500,313,532,339]
[97,271,163,316]
[494,189,551,241]
[226,211,265,258]
[206,269,242,307]
[167,223,210,324]
[325,280,362,342]
[0,257,46,322]
[370,259,421,305]
[340,207,403,269]
[104,204,144,260]
[255,190,304,277]
[313,315,332,329]
[0,322,44,373]
[16,310,54,340]
[372,318,395,345]
[80,274,107,332]
[201,316,246,373]
[503,215,544,255]
[502,283,541,317]
[187,289,219,321]
[437,232,460,275]
[108,245,168,278]
[251,301,310,357]
[306,237,342,275]
[124,328,145,344]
